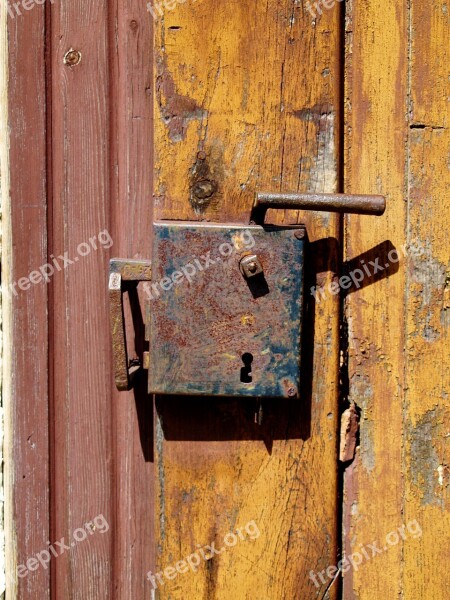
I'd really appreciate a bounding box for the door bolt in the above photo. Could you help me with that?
[239,254,263,279]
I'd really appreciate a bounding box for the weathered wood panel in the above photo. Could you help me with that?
[4,0,155,596]
[110,1,155,597]
[344,0,449,597]
[343,0,407,596]
[3,2,50,597]
[153,1,342,598]
[403,1,450,597]
[50,0,114,596]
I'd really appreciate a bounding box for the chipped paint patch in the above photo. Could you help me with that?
[409,408,445,507]
[156,54,207,142]
[293,103,337,205]
[406,240,449,340]
[359,419,375,474]
[349,373,375,473]
[407,239,447,306]
[437,465,445,487]
[442,270,450,327]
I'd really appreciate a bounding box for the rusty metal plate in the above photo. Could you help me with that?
[147,222,306,398]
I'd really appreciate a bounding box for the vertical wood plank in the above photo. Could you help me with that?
[50,1,113,596]
[404,1,450,597]
[0,9,6,590]
[153,2,342,598]
[111,0,155,597]
[344,0,450,598]
[2,2,50,597]
[343,0,408,597]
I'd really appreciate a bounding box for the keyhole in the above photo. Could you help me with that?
[240,353,253,383]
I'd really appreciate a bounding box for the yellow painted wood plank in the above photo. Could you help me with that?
[343,0,408,597]
[344,0,449,598]
[153,1,343,597]
[403,2,450,597]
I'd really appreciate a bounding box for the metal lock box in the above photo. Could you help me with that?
[109,192,385,397]
[146,222,306,398]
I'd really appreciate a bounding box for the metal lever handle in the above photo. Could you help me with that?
[252,192,386,223]
[109,259,152,391]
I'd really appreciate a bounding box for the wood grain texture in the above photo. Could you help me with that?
[344,0,449,598]
[154,2,342,598]
[5,0,155,596]
[50,0,155,596]
[343,0,407,596]
[404,1,450,596]
[110,1,155,597]
[50,0,114,596]
[3,2,51,597]
[0,6,11,597]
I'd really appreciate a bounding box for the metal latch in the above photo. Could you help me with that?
[109,192,385,397]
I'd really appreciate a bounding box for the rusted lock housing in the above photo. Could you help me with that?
[146,222,306,398]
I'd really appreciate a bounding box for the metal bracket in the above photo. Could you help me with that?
[109,259,151,391]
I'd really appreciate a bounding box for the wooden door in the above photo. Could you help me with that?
[2,1,448,599]
[151,2,341,599]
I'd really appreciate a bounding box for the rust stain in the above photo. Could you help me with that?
[349,373,375,473]
[149,223,305,398]
[156,55,206,143]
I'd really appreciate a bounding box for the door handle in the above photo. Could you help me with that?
[110,192,385,393]
[109,259,152,391]
[251,192,385,223]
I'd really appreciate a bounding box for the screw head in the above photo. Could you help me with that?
[287,387,297,397]
[247,262,258,273]
[64,49,82,67]
[294,228,306,240]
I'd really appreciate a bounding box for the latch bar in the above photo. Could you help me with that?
[252,192,386,224]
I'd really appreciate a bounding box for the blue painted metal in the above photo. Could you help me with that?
[147,222,306,398]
